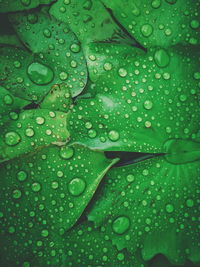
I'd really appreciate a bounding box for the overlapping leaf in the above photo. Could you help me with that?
[0,0,54,13]
[0,144,118,265]
[9,9,88,97]
[88,147,200,265]
[69,43,200,153]
[0,109,69,162]
[101,0,200,48]
[62,221,147,267]
[50,0,125,47]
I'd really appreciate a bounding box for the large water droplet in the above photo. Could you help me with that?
[27,62,54,85]
[108,130,120,142]
[141,24,153,37]
[31,182,41,192]
[112,216,130,235]
[143,100,153,110]
[17,171,27,182]
[154,49,170,68]
[60,146,74,159]
[5,131,21,146]
[68,178,86,196]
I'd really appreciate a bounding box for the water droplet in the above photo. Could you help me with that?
[112,216,130,235]
[5,131,21,146]
[117,253,125,261]
[166,203,174,213]
[126,174,134,183]
[88,129,97,138]
[51,181,59,189]
[3,94,13,105]
[17,171,27,182]
[143,100,153,110]
[41,229,49,237]
[103,62,112,71]
[60,146,74,159]
[59,72,68,81]
[108,130,120,142]
[31,182,41,192]
[186,199,194,207]
[118,68,127,77]
[36,116,45,125]
[43,29,51,38]
[68,178,86,196]
[25,128,35,137]
[154,49,170,68]
[190,20,199,29]
[8,226,15,234]
[141,24,153,37]
[70,43,81,53]
[12,189,22,199]
[151,0,161,8]
[27,62,54,85]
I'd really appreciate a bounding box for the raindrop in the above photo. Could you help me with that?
[5,131,21,146]
[68,178,86,196]
[27,62,54,85]
[112,216,130,234]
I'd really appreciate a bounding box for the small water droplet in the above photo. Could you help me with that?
[118,68,127,77]
[166,203,174,213]
[141,24,153,37]
[17,171,27,182]
[5,131,21,146]
[36,116,45,125]
[31,182,41,192]
[12,189,22,199]
[21,0,31,6]
[3,94,13,105]
[59,72,68,81]
[186,199,194,207]
[25,128,35,137]
[70,43,81,53]
[68,178,86,196]
[41,229,49,237]
[108,130,120,142]
[60,146,74,159]
[143,100,153,110]
[112,216,130,234]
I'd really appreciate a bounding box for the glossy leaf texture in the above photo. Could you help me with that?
[0,144,118,266]
[0,109,70,162]
[88,151,200,265]
[69,43,200,153]
[9,8,88,97]
[0,0,55,13]
[62,221,147,267]
[101,0,200,48]
[50,0,127,47]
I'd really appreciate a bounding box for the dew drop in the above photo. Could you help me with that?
[165,203,174,213]
[3,94,13,105]
[27,62,54,85]
[5,131,21,146]
[36,116,45,125]
[12,189,22,199]
[143,100,153,110]
[68,178,86,196]
[41,229,49,237]
[118,68,127,77]
[141,24,153,37]
[108,130,120,142]
[21,0,31,6]
[31,182,41,192]
[70,43,81,53]
[60,146,74,159]
[154,49,170,68]
[25,128,35,137]
[112,216,130,235]
[186,199,194,207]
[126,174,134,183]
[17,171,27,182]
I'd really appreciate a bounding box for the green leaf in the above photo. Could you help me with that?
[40,83,72,112]
[0,144,118,265]
[62,221,147,267]
[9,9,88,97]
[101,0,200,48]
[50,0,125,46]
[0,109,70,162]
[88,152,200,265]
[0,0,55,13]
[69,44,200,153]
[0,46,58,102]
[0,85,29,117]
